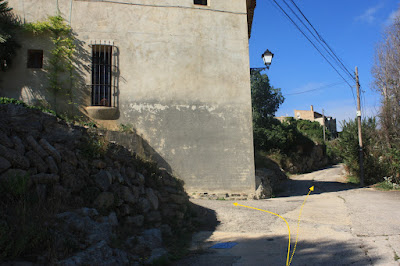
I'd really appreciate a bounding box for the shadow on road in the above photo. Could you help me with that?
[173,234,379,265]
[275,179,359,198]
[274,165,360,198]
[189,201,220,231]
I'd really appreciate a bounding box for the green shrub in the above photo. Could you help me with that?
[295,119,327,144]
[0,97,56,115]
[336,117,386,185]
[253,117,315,154]
[326,139,342,164]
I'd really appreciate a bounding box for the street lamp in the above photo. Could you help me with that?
[261,49,274,69]
[251,49,274,71]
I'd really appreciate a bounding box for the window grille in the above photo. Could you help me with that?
[89,41,116,107]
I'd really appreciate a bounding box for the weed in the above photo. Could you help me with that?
[375,181,400,191]
[346,175,360,185]
[394,251,400,261]
[79,134,108,159]
[119,123,135,133]
[216,197,226,201]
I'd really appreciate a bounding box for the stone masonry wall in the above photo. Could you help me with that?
[0,103,194,264]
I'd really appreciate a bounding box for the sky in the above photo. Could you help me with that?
[249,0,400,130]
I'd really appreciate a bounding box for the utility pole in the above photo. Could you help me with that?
[322,109,326,142]
[355,67,364,186]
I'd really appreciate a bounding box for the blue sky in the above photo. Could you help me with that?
[249,0,400,130]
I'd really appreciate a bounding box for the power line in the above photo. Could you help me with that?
[284,81,345,96]
[268,0,357,105]
[282,0,355,82]
[288,0,356,82]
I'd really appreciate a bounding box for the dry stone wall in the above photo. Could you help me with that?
[0,103,194,264]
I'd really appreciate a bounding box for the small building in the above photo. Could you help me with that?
[294,105,337,137]
[1,0,258,195]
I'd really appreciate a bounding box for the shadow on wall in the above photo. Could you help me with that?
[172,235,381,265]
[11,29,123,121]
[103,129,173,173]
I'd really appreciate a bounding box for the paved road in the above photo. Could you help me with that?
[173,165,400,266]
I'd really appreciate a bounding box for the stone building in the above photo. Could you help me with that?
[1,0,257,195]
[294,105,337,137]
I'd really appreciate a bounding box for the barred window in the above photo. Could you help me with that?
[90,43,114,106]
[194,0,207,5]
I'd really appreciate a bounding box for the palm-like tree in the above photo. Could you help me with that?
[0,0,20,71]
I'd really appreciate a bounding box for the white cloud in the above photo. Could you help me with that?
[355,4,383,24]
[385,9,400,25]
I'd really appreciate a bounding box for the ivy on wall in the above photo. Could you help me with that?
[24,15,76,113]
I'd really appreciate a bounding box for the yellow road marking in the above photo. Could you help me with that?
[234,186,314,266]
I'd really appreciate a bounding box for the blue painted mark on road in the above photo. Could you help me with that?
[210,242,238,249]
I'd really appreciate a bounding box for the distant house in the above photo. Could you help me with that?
[1,0,258,196]
[275,105,338,138]
[294,105,337,137]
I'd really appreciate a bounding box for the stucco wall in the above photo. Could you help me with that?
[294,110,315,121]
[2,0,255,194]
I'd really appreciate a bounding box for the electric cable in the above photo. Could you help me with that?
[284,81,345,96]
[289,0,356,82]
[282,0,354,82]
[268,0,358,106]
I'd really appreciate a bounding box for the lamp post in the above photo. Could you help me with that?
[251,49,274,71]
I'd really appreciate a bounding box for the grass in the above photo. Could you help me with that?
[346,175,360,185]
[374,181,400,191]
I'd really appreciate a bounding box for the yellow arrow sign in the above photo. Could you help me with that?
[234,185,314,266]
[233,202,292,266]
[288,186,314,265]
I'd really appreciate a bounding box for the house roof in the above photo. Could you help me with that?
[247,0,256,39]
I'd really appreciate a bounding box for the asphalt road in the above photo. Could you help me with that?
[173,165,400,266]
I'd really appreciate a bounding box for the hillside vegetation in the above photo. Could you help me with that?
[251,70,332,174]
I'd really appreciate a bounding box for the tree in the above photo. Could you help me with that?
[250,69,284,122]
[372,11,400,149]
[371,7,400,183]
[250,69,286,151]
[0,0,20,71]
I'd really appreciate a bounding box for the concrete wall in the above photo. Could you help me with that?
[2,0,255,194]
